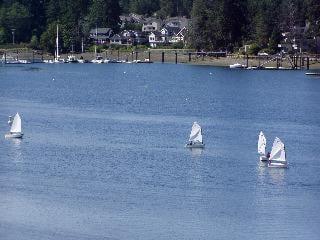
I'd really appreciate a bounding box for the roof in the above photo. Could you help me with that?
[143,18,163,26]
[149,31,162,37]
[161,26,181,35]
[164,17,189,29]
[89,28,113,35]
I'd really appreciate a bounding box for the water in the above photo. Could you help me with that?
[0,63,320,240]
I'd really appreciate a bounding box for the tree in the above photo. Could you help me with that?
[40,22,58,53]
[129,0,160,16]
[159,0,174,18]
[190,0,208,50]
[87,0,121,32]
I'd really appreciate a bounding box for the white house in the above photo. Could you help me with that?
[142,18,163,32]
[148,32,164,48]
[168,27,187,44]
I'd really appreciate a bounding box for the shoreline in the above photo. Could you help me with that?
[1,49,320,69]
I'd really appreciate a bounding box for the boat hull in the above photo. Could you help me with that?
[268,162,287,168]
[185,143,205,148]
[5,132,23,138]
[259,155,269,161]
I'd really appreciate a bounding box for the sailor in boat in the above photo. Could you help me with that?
[8,116,13,126]
[185,122,205,148]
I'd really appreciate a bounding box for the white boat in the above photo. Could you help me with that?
[5,113,23,138]
[258,131,268,161]
[229,63,245,68]
[268,137,287,168]
[185,122,205,148]
[91,56,104,63]
[66,55,78,63]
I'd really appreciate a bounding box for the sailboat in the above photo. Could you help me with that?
[5,113,23,138]
[53,24,64,63]
[258,131,268,161]
[268,137,287,168]
[185,122,205,148]
[91,26,104,64]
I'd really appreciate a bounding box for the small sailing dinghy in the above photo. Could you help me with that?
[185,122,205,148]
[258,131,268,161]
[268,137,287,168]
[5,113,23,138]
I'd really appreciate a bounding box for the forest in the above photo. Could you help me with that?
[0,0,319,53]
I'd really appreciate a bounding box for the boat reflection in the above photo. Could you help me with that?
[188,147,204,157]
[8,138,23,162]
[257,160,286,186]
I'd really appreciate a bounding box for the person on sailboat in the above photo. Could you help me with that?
[266,152,270,158]
[8,116,13,126]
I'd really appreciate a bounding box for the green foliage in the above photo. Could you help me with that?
[171,41,184,49]
[0,26,7,44]
[247,43,261,55]
[87,0,121,32]
[0,0,319,53]
[40,22,58,53]
[122,22,142,31]
[29,35,39,49]
[129,0,160,16]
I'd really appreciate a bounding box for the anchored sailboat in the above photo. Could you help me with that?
[268,137,287,168]
[185,122,205,148]
[5,113,23,138]
[258,131,268,161]
[53,24,64,63]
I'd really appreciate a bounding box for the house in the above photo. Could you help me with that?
[160,26,181,43]
[120,13,145,29]
[164,17,189,30]
[89,28,113,44]
[142,18,163,32]
[278,22,310,53]
[148,32,165,48]
[110,34,130,45]
[132,31,148,45]
[169,27,188,43]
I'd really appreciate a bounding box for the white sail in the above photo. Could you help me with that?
[269,137,286,162]
[189,122,203,143]
[10,113,22,133]
[258,131,266,155]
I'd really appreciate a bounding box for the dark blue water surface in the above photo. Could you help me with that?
[0,63,320,240]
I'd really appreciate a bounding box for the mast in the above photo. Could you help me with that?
[56,24,59,60]
[95,25,97,58]
[81,38,84,53]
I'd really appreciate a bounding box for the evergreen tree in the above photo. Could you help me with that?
[87,0,121,32]
[129,0,160,16]
[190,0,208,50]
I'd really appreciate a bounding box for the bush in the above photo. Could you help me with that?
[29,35,39,49]
[247,43,261,55]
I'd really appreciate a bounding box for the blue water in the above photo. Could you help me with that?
[0,63,320,240]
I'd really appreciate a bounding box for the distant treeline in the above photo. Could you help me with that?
[0,0,319,53]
